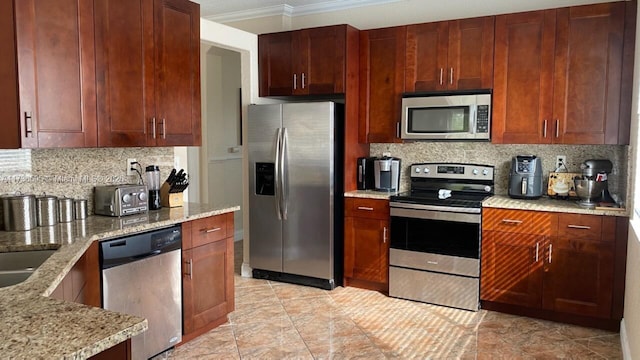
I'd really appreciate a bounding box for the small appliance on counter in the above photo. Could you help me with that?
[356,157,377,190]
[547,172,582,199]
[508,155,543,199]
[574,159,619,209]
[94,184,148,217]
[374,157,401,192]
[146,165,162,210]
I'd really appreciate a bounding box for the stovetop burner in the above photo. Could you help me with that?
[391,163,495,209]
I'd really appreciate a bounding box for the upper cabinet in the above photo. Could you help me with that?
[259,25,356,97]
[1,0,97,148]
[0,0,200,149]
[493,2,630,145]
[95,0,201,147]
[359,26,406,143]
[405,16,494,92]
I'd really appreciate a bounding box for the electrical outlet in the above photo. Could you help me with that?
[382,151,391,157]
[555,155,567,170]
[126,158,137,176]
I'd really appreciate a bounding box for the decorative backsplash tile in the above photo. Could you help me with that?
[0,148,175,214]
[371,142,629,205]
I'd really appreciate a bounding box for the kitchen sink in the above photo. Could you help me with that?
[0,250,57,288]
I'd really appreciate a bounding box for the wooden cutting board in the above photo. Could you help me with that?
[547,172,582,197]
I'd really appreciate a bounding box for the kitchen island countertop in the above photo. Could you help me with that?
[0,203,239,359]
[344,190,399,199]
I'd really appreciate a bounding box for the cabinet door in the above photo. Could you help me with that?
[295,26,346,95]
[492,10,556,144]
[344,217,389,284]
[15,0,97,148]
[359,26,406,143]
[405,21,448,92]
[543,215,615,318]
[0,0,20,148]
[552,3,625,144]
[154,0,201,146]
[480,230,544,308]
[95,0,154,147]
[259,32,294,96]
[183,237,234,334]
[448,16,494,90]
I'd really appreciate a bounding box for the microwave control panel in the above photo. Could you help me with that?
[475,105,489,133]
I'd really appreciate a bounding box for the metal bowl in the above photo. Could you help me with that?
[574,179,604,202]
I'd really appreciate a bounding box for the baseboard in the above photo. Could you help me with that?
[241,262,252,278]
[621,318,631,360]
[234,229,243,241]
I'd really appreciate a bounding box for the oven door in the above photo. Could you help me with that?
[390,205,481,259]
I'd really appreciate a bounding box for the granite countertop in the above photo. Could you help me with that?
[346,191,629,217]
[344,190,399,199]
[483,195,629,217]
[0,202,240,359]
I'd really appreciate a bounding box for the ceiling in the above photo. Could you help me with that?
[193,0,399,22]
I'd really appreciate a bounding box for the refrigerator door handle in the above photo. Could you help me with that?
[274,128,283,220]
[281,127,289,220]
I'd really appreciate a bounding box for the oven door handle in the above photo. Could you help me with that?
[390,206,481,224]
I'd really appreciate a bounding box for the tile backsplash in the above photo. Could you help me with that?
[0,147,175,214]
[371,143,629,205]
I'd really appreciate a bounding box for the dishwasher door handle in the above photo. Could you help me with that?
[131,249,162,261]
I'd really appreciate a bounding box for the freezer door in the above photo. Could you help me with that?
[282,102,335,280]
[248,104,284,272]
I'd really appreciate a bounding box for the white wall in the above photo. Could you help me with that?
[199,19,259,277]
[224,0,619,33]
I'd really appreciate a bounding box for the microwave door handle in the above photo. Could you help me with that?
[470,105,477,134]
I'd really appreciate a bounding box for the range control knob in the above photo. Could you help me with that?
[415,167,421,173]
[482,169,490,176]
[122,193,132,203]
[424,167,430,173]
[138,192,148,201]
[472,169,479,175]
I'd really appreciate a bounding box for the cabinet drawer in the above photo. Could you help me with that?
[190,214,231,248]
[557,213,606,242]
[345,198,389,220]
[483,208,554,235]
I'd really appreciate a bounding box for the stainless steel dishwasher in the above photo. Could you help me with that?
[100,225,182,360]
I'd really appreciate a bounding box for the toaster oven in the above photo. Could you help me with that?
[94,184,148,217]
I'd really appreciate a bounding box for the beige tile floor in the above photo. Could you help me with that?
[162,241,622,359]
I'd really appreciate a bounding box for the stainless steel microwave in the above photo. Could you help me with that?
[400,91,491,141]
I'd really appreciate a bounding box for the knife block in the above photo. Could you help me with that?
[160,182,184,208]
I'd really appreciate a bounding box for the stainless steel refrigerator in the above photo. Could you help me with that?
[248,102,343,290]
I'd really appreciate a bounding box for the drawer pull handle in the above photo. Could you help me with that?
[357,206,374,211]
[567,224,591,230]
[427,261,438,265]
[203,227,222,233]
[501,219,523,224]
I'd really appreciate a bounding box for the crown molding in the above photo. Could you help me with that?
[204,0,401,23]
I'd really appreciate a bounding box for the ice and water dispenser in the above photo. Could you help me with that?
[255,163,275,196]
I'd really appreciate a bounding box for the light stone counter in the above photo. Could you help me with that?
[483,195,629,217]
[344,190,399,200]
[0,203,240,359]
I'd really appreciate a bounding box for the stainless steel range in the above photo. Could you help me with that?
[389,163,494,311]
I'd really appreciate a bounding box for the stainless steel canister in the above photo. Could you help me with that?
[36,195,58,227]
[2,194,37,231]
[74,199,88,220]
[58,197,74,223]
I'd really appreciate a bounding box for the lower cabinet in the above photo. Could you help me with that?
[344,198,390,292]
[50,241,100,307]
[181,213,235,342]
[481,208,626,329]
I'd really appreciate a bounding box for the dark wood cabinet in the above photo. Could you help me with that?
[405,17,494,92]
[0,0,97,149]
[359,26,406,143]
[95,0,201,147]
[493,2,629,145]
[50,241,101,307]
[543,214,616,319]
[181,213,234,343]
[259,25,354,97]
[344,198,390,292]
[481,208,626,329]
